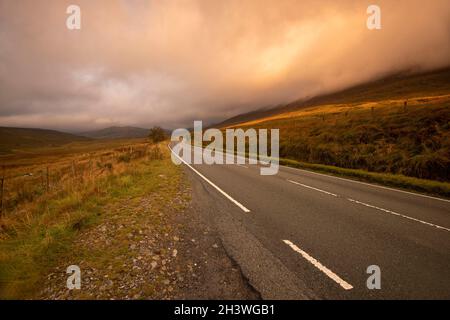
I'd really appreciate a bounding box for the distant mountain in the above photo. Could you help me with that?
[217,67,450,127]
[0,127,90,154]
[79,126,149,140]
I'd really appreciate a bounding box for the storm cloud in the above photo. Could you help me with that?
[0,0,449,131]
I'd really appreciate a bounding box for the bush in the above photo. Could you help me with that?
[148,127,167,144]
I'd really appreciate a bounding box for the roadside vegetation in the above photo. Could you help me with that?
[0,139,185,299]
[232,95,450,181]
[222,68,450,197]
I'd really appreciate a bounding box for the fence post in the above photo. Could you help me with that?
[46,166,49,192]
[0,166,5,216]
[0,176,4,217]
[72,160,76,177]
[41,171,45,190]
[89,155,93,179]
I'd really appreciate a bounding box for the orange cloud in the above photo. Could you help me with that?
[0,0,449,131]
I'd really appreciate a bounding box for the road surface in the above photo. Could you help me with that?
[170,145,450,299]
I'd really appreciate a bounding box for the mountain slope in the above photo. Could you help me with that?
[79,126,149,140]
[221,67,450,182]
[0,127,90,154]
[218,67,450,127]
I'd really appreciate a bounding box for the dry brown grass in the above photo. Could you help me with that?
[231,94,450,128]
[0,139,168,298]
[0,141,162,224]
[226,94,450,183]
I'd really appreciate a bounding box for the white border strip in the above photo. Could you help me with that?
[168,144,251,213]
[283,240,353,290]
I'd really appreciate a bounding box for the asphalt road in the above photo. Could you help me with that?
[170,145,450,299]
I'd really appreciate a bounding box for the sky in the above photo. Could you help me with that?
[0,0,449,132]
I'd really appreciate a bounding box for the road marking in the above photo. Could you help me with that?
[287,180,338,197]
[283,240,353,290]
[282,166,450,203]
[237,164,249,168]
[287,177,449,232]
[347,198,450,232]
[177,144,450,203]
[168,145,251,213]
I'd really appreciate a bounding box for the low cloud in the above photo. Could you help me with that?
[0,0,449,131]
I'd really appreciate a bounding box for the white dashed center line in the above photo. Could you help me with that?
[347,198,450,232]
[283,240,353,290]
[287,180,338,197]
[287,179,449,232]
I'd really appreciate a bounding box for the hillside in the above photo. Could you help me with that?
[219,67,450,127]
[0,127,89,155]
[79,126,149,140]
[223,68,450,182]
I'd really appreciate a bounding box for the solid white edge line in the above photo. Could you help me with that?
[347,198,450,232]
[168,144,251,213]
[287,180,338,197]
[282,165,450,203]
[283,240,353,290]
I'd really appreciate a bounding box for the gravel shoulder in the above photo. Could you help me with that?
[40,167,258,300]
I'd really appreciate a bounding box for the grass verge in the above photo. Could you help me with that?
[0,143,183,299]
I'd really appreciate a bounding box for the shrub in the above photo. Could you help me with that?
[148,127,167,144]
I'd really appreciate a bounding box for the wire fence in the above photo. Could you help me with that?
[0,143,163,217]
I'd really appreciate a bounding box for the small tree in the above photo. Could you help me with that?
[148,126,167,144]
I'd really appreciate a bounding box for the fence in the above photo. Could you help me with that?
[0,143,162,217]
